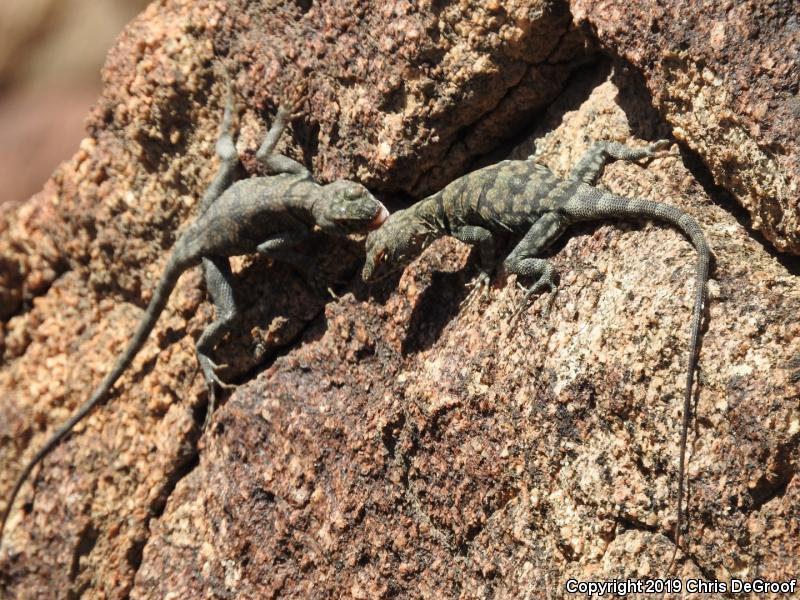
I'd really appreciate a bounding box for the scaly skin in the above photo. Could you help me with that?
[362,141,710,565]
[0,96,389,542]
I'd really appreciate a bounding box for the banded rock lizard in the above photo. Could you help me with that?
[362,140,711,557]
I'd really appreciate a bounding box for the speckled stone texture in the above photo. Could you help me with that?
[132,79,800,599]
[1,0,798,599]
[0,0,593,597]
[220,0,590,196]
[570,0,800,254]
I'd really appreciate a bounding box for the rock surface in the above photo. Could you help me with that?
[1,0,798,599]
[133,79,800,599]
[571,0,800,254]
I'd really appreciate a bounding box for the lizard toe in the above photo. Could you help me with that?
[199,355,235,390]
[461,271,492,309]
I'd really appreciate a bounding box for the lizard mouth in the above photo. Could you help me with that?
[369,204,390,230]
[361,262,382,282]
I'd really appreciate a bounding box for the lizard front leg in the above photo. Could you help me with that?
[569,140,672,185]
[503,211,569,323]
[197,256,239,427]
[198,88,240,216]
[255,107,310,177]
[451,225,495,306]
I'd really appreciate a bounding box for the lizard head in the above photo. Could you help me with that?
[315,180,389,235]
[362,209,433,282]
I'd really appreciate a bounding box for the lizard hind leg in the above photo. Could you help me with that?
[197,256,240,428]
[197,89,241,216]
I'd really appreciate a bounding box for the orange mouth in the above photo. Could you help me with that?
[369,204,390,229]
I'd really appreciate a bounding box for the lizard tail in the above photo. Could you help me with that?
[1,251,193,542]
[564,189,711,560]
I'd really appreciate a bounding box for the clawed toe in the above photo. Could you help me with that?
[506,280,558,332]
[646,139,678,160]
[650,139,671,152]
[199,356,236,390]
[461,272,491,308]
[203,389,217,430]
[217,379,237,390]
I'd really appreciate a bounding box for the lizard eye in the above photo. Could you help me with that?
[375,250,386,264]
[344,188,362,200]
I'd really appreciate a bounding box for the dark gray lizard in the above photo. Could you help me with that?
[361,140,710,558]
[0,95,389,540]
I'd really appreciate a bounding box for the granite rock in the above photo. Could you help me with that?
[1,1,798,598]
[133,78,800,599]
[571,0,800,253]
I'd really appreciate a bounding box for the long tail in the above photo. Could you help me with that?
[564,189,711,561]
[1,251,191,541]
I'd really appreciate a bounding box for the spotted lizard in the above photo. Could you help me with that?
[362,139,710,558]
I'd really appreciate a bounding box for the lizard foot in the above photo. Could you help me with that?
[506,279,557,332]
[198,355,236,391]
[461,271,492,309]
[642,139,679,161]
[198,355,236,430]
